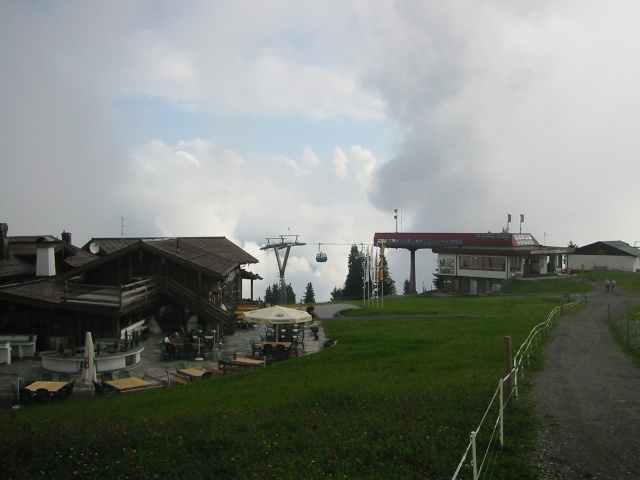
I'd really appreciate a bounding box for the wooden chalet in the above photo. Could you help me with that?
[0,225,260,352]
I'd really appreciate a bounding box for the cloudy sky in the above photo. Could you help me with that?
[2,1,640,302]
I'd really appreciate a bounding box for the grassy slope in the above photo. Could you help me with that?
[0,285,592,480]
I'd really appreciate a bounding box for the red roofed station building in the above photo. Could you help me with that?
[373,232,573,295]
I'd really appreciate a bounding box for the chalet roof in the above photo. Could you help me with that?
[8,235,62,257]
[85,237,258,264]
[0,278,66,306]
[74,236,259,278]
[0,256,35,282]
[64,249,99,268]
[1,234,89,281]
[574,241,640,257]
[241,269,263,280]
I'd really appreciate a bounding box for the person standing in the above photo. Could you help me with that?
[160,333,171,360]
[611,279,616,292]
[605,278,610,293]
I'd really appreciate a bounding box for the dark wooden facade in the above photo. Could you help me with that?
[0,236,259,350]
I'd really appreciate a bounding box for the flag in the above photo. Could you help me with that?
[374,248,379,282]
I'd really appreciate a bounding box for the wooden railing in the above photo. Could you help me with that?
[62,277,232,331]
[163,278,233,331]
[63,278,158,310]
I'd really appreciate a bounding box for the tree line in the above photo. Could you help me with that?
[264,245,397,304]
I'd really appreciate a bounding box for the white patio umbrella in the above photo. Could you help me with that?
[80,331,97,386]
[243,306,312,341]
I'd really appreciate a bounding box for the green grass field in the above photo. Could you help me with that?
[0,290,589,479]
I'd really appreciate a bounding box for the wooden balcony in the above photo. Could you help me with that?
[63,278,158,311]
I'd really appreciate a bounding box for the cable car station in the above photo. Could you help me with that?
[373,232,574,295]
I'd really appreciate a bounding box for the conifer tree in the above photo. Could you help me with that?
[303,282,316,303]
[342,245,365,299]
[330,286,343,301]
[379,254,397,296]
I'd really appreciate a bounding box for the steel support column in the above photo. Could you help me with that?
[409,248,417,294]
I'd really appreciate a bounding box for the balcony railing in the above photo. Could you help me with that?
[63,278,158,310]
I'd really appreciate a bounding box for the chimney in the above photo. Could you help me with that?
[36,239,57,277]
[0,223,9,260]
[61,231,72,245]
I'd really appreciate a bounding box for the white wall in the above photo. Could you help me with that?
[568,255,640,272]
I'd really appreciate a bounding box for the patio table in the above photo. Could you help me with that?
[179,368,204,379]
[26,381,68,393]
[261,342,292,349]
[105,377,151,392]
[229,358,265,367]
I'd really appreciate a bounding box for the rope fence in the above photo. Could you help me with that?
[451,295,587,480]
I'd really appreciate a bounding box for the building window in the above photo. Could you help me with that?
[459,256,506,272]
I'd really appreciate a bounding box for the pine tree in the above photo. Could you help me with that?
[403,279,411,295]
[285,283,296,304]
[303,282,316,304]
[433,268,445,290]
[265,285,274,305]
[343,245,365,299]
[330,286,343,301]
[265,282,296,304]
[379,255,397,296]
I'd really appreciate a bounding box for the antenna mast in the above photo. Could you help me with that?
[261,234,306,304]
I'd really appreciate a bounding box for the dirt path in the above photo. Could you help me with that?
[530,283,640,479]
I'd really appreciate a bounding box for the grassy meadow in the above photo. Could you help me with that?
[0,289,585,479]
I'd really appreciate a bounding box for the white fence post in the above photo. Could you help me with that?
[471,430,478,480]
[499,379,504,447]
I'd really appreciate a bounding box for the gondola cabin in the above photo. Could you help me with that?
[316,252,328,262]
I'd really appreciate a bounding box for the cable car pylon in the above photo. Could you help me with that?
[261,234,306,304]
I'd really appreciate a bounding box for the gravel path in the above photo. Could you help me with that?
[530,283,640,479]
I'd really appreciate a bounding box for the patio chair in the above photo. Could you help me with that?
[183,342,196,361]
[93,380,118,397]
[34,388,52,405]
[41,372,53,381]
[92,380,105,396]
[203,340,215,360]
[117,370,130,379]
[175,361,186,373]
[250,339,262,356]
[288,340,299,358]
[165,342,177,361]
[58,373,70,382]
[53,383,71,402]
[67,380,75,399]
[201,371,213,379]
[262,343,274,357]
[101,372,113,383]
[274,344,287,362]
[19,388,33,407]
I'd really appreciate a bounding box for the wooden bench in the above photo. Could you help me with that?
[166,371,190,385]
[218,360,252,372]
[120,384,165,394]
[202,365,225,377]
[143,373,168,387]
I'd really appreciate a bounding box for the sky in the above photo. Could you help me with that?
[3,1,640,302]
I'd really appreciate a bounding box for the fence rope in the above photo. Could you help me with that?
[451,295,585,480]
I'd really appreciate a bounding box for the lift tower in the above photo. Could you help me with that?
[261,234,306,304]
